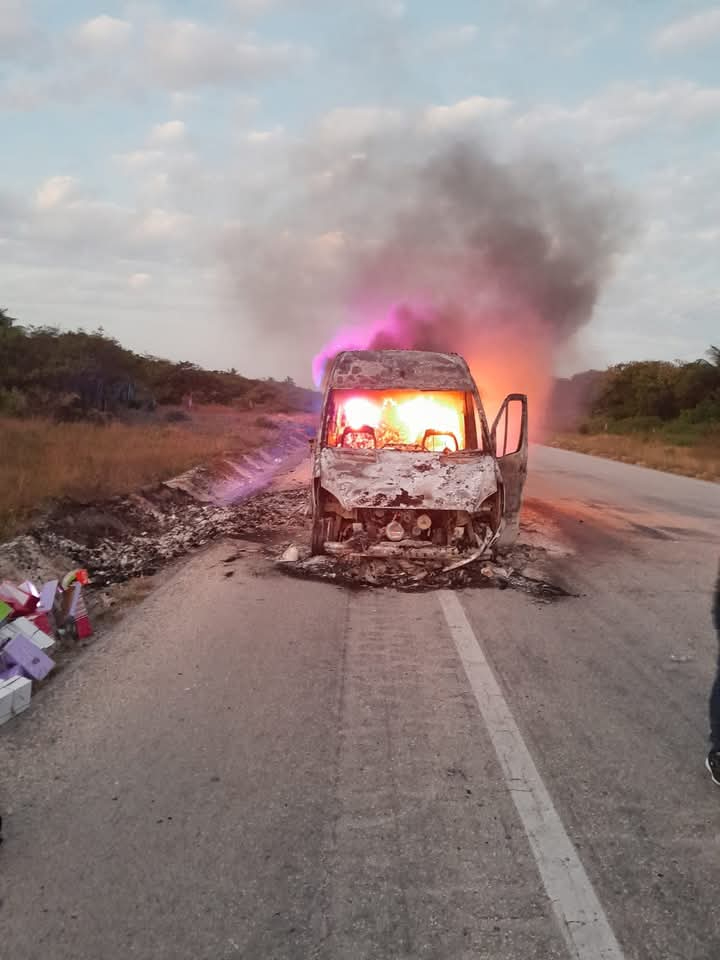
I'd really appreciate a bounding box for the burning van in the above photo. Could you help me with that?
[310,350,528,560]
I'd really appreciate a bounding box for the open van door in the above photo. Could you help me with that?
[491,394,528,549]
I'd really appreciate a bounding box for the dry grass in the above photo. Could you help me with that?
[550,432,720,482]
[0,409,295,537]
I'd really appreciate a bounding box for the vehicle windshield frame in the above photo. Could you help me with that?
[322,387,492,453]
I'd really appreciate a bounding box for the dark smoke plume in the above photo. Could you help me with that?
[224,134,631,417]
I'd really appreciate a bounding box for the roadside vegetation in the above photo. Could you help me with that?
[549,347,720,480]
[0,307,315,418]
[0,306,317,537]
[0,410,312,539]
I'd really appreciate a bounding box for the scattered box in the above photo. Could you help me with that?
[3,633,55,682]
[0,581,37,616]
[38,580,59,614]
[73,587,93,639]
[0,600,11,626]
[20,616,53,649]
[0,676,32,725]
[27,610,54,638]
[0,664,25,682]
[0,617,57,655]
[0,682,12,726]
[56,581,80,626]
[56,582,93,638]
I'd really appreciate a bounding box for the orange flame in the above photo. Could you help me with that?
[334,390,467,449]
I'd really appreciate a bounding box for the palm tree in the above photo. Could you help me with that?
[707,345,720,368]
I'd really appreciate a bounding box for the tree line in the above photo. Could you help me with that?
[549,347,720,435]
[0,307,316,419]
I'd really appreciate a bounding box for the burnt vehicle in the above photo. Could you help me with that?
[310,350,528,561]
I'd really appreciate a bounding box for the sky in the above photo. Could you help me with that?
[1,0,719,386]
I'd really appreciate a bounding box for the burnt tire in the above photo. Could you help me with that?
[311,498,341,556]
[311,510,327,556]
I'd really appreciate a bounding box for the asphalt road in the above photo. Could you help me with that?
[2,447,719,960]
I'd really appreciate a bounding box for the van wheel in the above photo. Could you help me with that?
[311,503,340,556]
[311,510,327,555]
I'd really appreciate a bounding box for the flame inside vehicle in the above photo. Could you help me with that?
[329,390,469,451]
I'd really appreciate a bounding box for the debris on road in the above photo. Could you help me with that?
[276,538,571,599]
[0,430,310,590]
[280,545,301,563]
[25,486,310,587]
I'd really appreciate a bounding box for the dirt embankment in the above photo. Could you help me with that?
[0,408,317,539]
[0,417,314,590]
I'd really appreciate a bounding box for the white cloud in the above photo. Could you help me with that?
[246,126,285,143]
[115,150,165,172]
[149,120,187,145]
[317,106,403,141]
[138,208,191,240]
[1,13,309,110]
[424,96,512,130]
[653,7,720,52]
[73,15,132,53]
[35,176,79,211]
[128,272,152,289]
[142,18,305,90]
[516,82,720,144]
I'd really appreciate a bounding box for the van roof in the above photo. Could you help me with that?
[327,350,476,392]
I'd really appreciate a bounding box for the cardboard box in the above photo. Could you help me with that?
[0,581,37,616]
[0,682,12,726]
[0,664,24,682]
[0,676,32,725]
[1,616,56,654]
[38,580,58,613]
[0,600,11,626]
[17,581,57,636]
[3,634,55,681]
[56,582,80,626]
[27,611,54,639]
[10,675,31,713]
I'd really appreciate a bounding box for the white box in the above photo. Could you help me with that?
[0,676,32,725]
[0,683,13,725]
[0,617,56,655]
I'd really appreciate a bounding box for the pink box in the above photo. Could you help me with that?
[0,582,36,616]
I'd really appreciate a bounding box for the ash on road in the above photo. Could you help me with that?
[1,447,719,960]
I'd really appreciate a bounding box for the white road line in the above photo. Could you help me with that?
[438,590,625,960]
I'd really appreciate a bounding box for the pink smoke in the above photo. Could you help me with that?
[312,305,424,387]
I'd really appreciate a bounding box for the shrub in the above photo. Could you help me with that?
[256,414,280,430]
[0,388,28,417]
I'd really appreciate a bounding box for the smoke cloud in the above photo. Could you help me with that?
[224,132,631,427]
